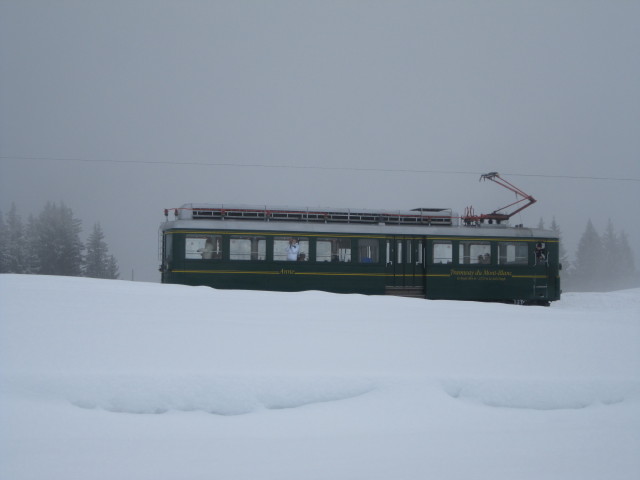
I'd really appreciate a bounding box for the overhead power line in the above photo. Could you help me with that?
[1,155,639,182]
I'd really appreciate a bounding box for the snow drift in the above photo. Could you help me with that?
[1,274,639,480]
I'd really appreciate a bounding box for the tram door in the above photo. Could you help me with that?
[385,237,426,291]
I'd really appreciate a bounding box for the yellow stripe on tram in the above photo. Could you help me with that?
[172,270,396,277]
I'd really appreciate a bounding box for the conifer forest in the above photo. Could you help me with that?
[0,202,119,279]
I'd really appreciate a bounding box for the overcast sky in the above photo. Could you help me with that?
[1,0,638,282]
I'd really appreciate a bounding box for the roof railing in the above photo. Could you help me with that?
[168,204,456,226]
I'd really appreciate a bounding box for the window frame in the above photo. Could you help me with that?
[458,240,492,265]
[357,238,380,264]
[273,236,310,262]
[184,234,223,260]
[229,235,267,261]
[498,241,529,265]
[431,240,453,265]
[315,237,352,263]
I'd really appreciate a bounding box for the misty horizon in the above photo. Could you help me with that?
[1,1,638,283]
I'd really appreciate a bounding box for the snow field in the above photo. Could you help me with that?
[1,274,639,480]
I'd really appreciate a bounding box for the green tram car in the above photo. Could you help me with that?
[160,204,561,305]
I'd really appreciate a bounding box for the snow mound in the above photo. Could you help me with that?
[10,374,376,416]
[442,378,640,410]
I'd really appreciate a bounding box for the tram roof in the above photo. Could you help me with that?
[162,205,558,239]
[170,203,458,227]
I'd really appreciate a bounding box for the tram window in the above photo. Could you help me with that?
[396,241,403,263]
[316,238,351,262]
[459,241,491,264]
[416,240,423,265]
[274,236,309,262]
[498,242,528,265]
[385,240,391,265]
[534,242,547,264]
[164,234,173,261]
[230,235,266,261]
[406,240,412,264]
[432,241,452,264]
[358,239,379,263]
[185,235,222,260]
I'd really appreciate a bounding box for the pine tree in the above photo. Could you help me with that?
[617,231,638,288]
[34,202,84,276]
[537,218,545,229]
[549,217,572,289]
[0,210,8,273]
[84,223,119,279]
[5,203,29,273]
[550,218,569,268]
[574,219,605,291]
[105,254,120,280]
[24,214,40,273]
[601,219,620,290]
